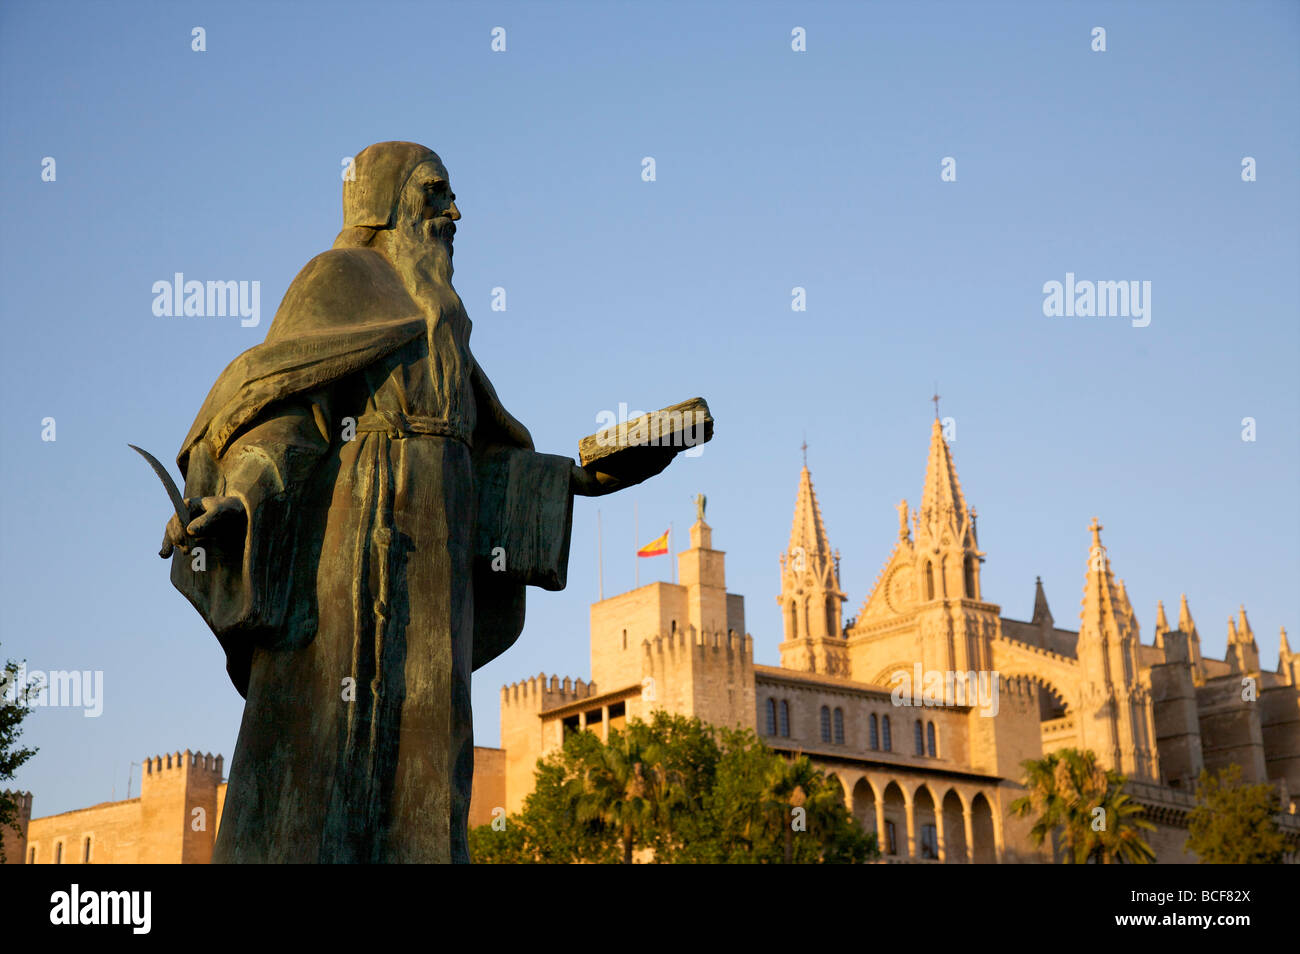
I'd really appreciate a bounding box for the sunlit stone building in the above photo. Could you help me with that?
[489,417,1300,862]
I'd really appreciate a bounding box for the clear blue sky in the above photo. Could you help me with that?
[2,0,1296,815]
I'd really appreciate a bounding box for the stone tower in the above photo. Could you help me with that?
[910,417,995,674]
[1074,519,1158,780]
[139,750,224,864]
[777,462,847,674]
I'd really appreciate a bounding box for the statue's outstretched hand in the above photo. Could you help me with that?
[570,447,675,497]
[159,496,246,557]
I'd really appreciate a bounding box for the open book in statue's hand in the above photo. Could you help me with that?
[575,397,714,494]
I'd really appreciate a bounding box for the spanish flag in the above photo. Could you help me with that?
[637,529,669,557]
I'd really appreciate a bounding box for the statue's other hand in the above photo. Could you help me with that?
[570,463,614,497]
[159,496,247,557]
[570,446,676,498]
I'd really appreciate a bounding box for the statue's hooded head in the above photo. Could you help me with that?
[333,141,460,264]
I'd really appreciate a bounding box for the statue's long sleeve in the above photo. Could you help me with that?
[171,393,332,696]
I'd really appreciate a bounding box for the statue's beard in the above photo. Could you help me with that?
[383,217,462,319]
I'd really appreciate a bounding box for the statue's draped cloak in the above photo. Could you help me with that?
[171,247,573,862]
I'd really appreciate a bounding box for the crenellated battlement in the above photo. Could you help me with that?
[501,672,600,712]
[143,749,224,780]
[641,626,753,659]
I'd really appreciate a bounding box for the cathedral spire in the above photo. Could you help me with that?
[1075,518,1156,780]
[1280,627,1297,686]
[918,417,969,541]
[1154,599,1170,649]
[1079,519,1130,647]
[1031,576,1053,626]
[778,462,846,674]
[1227,605,1261,673]
[1177,593,1205,683]
[788,464,832,561]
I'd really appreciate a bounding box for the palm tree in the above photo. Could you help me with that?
[763,754,843,863]
[1011,748,1155,864]
[568,726,681,863]
[1088,782,1156,864]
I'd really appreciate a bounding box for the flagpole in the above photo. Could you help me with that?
[670,522,675,584]
[634,501,639,589]
[597,509,604,601]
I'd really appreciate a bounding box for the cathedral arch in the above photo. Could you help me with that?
[998,672,1073,720]
[869,662,915,690]
[941,789,967,863]
[913,785,939,860]
[851,777,878,835]
[881,781,907,857]
[970,792,997,863]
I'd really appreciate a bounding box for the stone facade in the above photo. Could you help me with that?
[5,745,505,863]
[5,751,227,864]
[491,416,1300,862]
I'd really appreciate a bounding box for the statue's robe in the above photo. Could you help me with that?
[171,246,573,863]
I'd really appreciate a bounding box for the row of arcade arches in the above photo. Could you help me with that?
[824,772,1000,863]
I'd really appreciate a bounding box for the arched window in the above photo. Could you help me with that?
[779,700,790,738]
[833,707,845,744]
[964,555,976,599]
[28,846,35,864]
[914,719,925,755]
[869,713,879,750]
[671,619,677,634]
[927,721,937,757]
[826,601,838,639]
[622,629,627,650]
[83,837,92,863]
[766,698,777,736]
[819,706,831,742]
[787,602,798,640]
[882,715,892,751]
[55,842,63,864]
[924,561,935,600]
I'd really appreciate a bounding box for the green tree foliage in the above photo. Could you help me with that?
[0,647,39,864]
[1010,748,1155,864]
[1185,764,1287,864]
[470,712,878,864]
[470,729,619,864]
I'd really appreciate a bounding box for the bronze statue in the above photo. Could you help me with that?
[152,142,698,862]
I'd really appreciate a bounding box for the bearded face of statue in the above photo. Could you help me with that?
[375,158,465,302]
[396,159,460,259]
